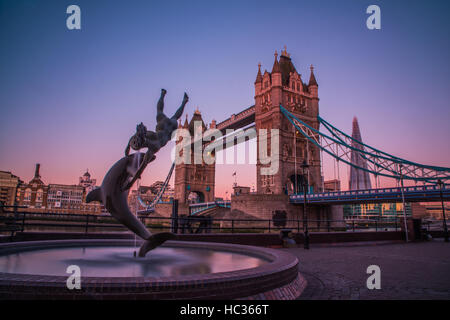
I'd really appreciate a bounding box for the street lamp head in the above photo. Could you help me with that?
[301,160,309,176]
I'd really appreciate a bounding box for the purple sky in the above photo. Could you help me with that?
[0,0,449,197]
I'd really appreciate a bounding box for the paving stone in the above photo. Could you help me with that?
[287,240,450,300]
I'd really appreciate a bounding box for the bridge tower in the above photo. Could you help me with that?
[254,47,322,195]
[174,109,216,205]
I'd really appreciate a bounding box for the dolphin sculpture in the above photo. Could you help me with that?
[86,152,175,257]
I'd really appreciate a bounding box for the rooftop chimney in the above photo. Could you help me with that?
[34,163,41,178]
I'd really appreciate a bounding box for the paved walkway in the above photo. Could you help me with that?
[284,240,450,300]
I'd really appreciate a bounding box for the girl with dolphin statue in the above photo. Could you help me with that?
[86,89,188,257]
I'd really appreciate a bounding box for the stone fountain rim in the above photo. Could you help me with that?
[0,239,296,282]
[0,239,301,299]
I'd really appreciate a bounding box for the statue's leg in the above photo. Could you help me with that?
[156,89,167,122]
[171,92,189,120]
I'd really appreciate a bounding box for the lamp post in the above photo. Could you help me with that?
[301,160,310,249]
[437,179,449,242]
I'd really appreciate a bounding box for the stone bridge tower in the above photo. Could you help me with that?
[254,47,322,195]
[174,109,215,204]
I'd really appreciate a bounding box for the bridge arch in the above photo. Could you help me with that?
[285,173,307,194]
[187,190,205,204]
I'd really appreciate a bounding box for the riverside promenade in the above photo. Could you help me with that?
[287,240,450,300]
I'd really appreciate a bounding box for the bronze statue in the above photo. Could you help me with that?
[123,89,188,190]
[87,89,188,257]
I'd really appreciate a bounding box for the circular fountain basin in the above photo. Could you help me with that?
[0,239,304,300]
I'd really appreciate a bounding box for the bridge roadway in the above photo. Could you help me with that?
[289,184,450,205]
[189,200,231,215]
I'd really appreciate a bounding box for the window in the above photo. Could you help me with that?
[24,188,31,202]
[36,189,43,202]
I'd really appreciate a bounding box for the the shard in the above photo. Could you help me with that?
[349,117,372,190]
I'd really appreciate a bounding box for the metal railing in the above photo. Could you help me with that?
[0,209,417,235]
[290,183,450,204]
[189,200,231,215]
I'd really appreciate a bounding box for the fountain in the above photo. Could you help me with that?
[0,239,303,299]
[0,89,305,299]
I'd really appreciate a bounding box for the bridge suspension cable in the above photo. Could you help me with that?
[280,105,450,183]
[137,162,175,210]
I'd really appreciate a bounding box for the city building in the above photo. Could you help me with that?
[128,186,156,213]
[173,47,322,205]
[0,171,22,206]
[16,164,49,209]
[149,181,165,194]
[162,186,174,201]
[78,169,97,196]
[324,179,341,192]
[344,203,412,219]
[344,117,413,219]
[14,164,101,214]
[233,185,251,195]
[417,202,450,220]
[127,181,175,212]
[47,184,84,209]
[174,109,216,204]
[253,48,321,195]
[349,117,372,190]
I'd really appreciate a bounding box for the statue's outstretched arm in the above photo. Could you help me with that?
[172,92,189,120]
[156,89,167,122]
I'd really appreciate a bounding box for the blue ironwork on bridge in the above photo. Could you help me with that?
[189,200,231,215]
[289,184,450,205]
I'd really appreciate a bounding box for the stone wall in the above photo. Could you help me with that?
[230,193,344,231]
[154,202,190,217]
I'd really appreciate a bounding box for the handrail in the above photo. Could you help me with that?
[290,184,449,199]
[2,209,448,235]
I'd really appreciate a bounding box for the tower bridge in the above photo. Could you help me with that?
[142,48,450,224]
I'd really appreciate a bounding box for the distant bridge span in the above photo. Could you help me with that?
[289,184,450,205]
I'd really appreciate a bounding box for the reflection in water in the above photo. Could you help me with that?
[0,246,267,277]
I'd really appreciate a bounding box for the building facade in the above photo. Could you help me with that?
[171,48,321,205]
[324,179,341,192]
[344,203,412,219]
[0,171,22,206]
[174,109,216,204]
[78,170,97,196]
[349,117,372,190]
[16,164,49,209]
[47,184,84,209]
[14,164,101,214]
[254,47,321,195]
